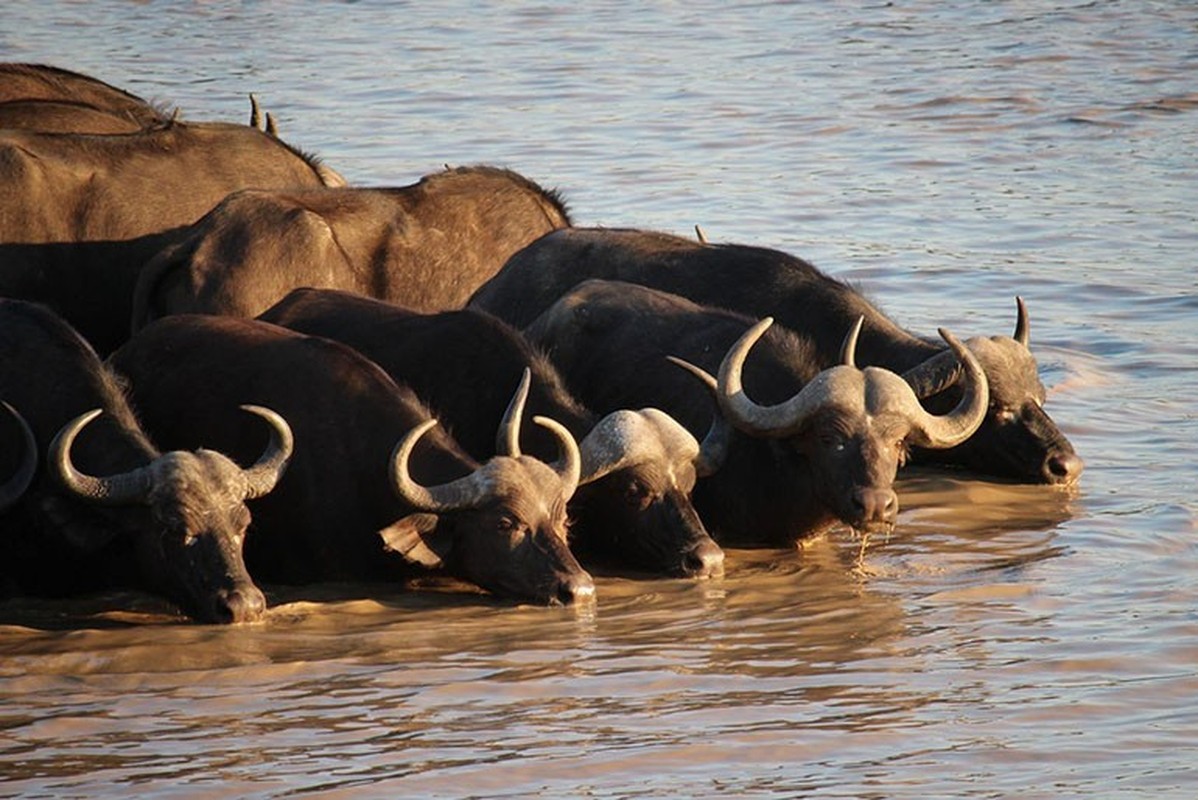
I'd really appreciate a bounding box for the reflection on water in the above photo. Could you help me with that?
[2,1,1197,797]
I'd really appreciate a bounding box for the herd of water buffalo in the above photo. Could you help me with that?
[0,64,1084,624]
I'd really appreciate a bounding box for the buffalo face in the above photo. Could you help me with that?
[50,406,292,623]
[903,299,1084,486]
[571,409,724,578]
[384,386,595,606]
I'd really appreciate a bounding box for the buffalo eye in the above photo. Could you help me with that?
[995,407,1018,424]
[819,431,846,452]
[624,480,651,508]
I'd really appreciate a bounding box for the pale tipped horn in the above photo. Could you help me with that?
[0,401,37,511]
[238,405,294,499]
[50,409,153,505]
[840,316,865,367]
[389,419,493,512]
[495,368,531,457]
[715,317,830,437]
[248,93,262,129]
[1013,296,1030,348]
[666,355,731,477]
[902,328,990,449]
[532,415,581,500]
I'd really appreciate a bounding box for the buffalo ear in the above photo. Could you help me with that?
[377,512,454,568]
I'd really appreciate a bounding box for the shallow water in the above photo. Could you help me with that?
[2,2,1196,797]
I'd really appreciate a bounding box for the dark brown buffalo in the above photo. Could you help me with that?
[0,63,167,126]
[469,227,1082,486]
[522,280,988,546]
[259,288,725,578]
[130,165,571,332]
[109,314,595,605]
[0,300,291,623]
[0,119,345,355]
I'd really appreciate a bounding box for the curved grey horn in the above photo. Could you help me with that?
[900,348,962,399]
[715,317,836,437]
[0,401,38,511]
[50,409,153,505]
[389,419,493,512]
[532,415,582,500]
[495,368,531,458]
[903,328,990,449]
[840,316,865,368]
[1013,296,1030,348]
[239,404,294,499]
[666,356,732,477]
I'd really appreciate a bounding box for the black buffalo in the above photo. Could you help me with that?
[130,165,572,333]
[109,314,595,605]
[0,118,345,355]
[0,300,292,623]
[0,62,167,127]
[522,280,988,546]
[469,227,1082,485]
[258,288,725,578]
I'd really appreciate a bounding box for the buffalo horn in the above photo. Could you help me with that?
[1013,296,1030,348]
[0,401,38,511]
[390,419,492,512]
[495,368,532,458]
[666,355,732,477]
[50,409,153,505]
[901,328,990,449]
[238,405,294,499]
[840,316,864,368]
[532,414,582,500]
[714,317,836,437]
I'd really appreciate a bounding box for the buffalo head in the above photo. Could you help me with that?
[570,407,726,578]
[676,316,989,537]
[380,370,595,605]
[902,298,1083,485]
[50,404,293,623]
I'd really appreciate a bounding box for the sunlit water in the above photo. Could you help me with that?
[1,2,1196,797]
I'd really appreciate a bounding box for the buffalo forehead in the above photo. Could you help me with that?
[478,457,566,510]
[147,450,251,509]
[966,336,1043,402]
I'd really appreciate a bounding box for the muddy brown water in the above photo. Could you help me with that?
[2,3,1196,797]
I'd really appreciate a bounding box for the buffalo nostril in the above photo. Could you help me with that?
[683,541,725,578]
[852,488,899,523]
[1044,452,1084,484]
[218,586,267,623]
[557,571,596,605]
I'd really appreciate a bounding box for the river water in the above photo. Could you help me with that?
[1,2,1196,797]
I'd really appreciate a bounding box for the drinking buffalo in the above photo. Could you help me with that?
[0,118,345,355]
[523,280,988,545]
[0,300,291,623]
[109,314,595,605]
[259,288,725,578]
[469,227,1081,485]
[130,165,572,333]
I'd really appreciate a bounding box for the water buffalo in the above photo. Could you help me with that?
[468,227,1082,485]
[0,118,345,355]
[522,280,988,546]
[0,62,167,126]
[109,314,595,605]
[130,165,571,332]
[258,288,725,578]
[0,300,292,623]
